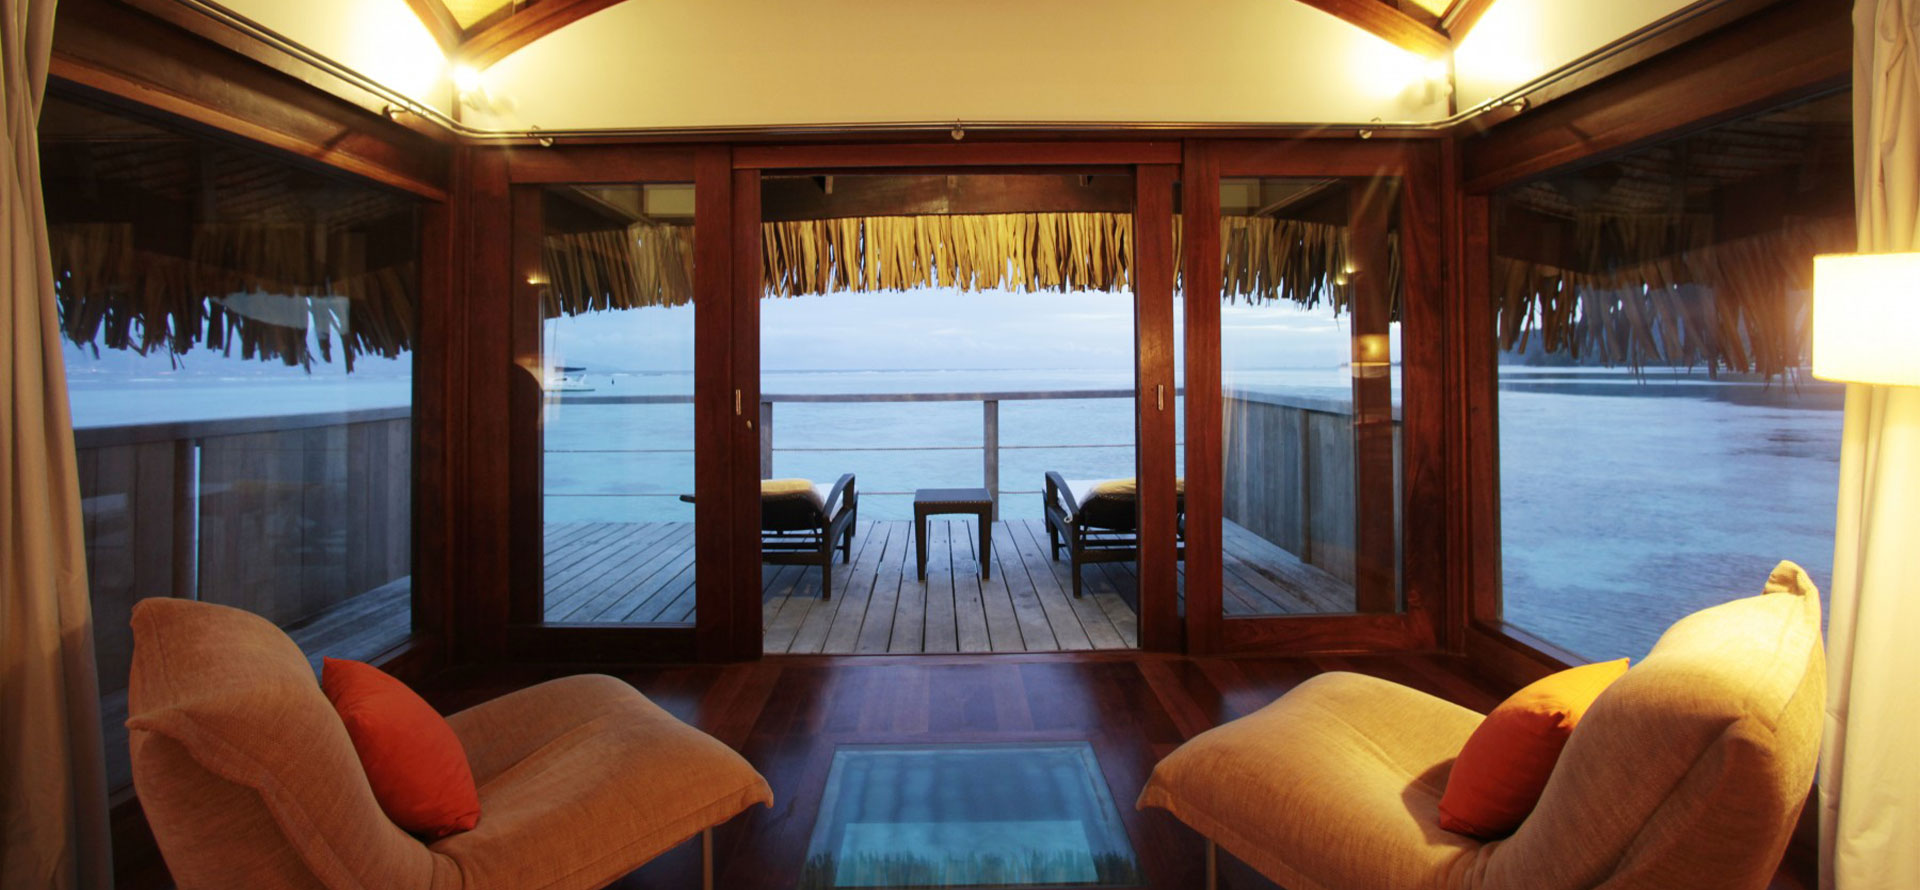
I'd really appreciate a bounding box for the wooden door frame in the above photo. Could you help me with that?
[497,145,723,662]
[729,144,1188,654]
[1181,138,1450,655]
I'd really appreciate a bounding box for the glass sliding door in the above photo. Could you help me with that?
[534,182,699,625]
[1182,142,1436,654]
[1214,176,1403,617]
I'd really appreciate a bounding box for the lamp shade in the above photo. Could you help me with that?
[1811,252,1920,385]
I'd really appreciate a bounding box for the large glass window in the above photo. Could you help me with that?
[536,183,697,625]
[42,93,421,792]
[1493,92,1849,660]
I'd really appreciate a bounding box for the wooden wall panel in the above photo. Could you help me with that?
[1394,142,1446,645]
[507,186,547,627]
[1180,141,1224,653]
[460,149,514,659]
[728,167,765,659]
[693,146,738,660]
[1134,164,1180,652]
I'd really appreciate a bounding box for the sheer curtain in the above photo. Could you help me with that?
[2,0,114,886]
[1819,1,1920,888]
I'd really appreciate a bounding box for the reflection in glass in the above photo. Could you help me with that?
[41,91,420,792]
[537,183,697,624]
[1206,176,1404,617]
[1494,92,1849,661]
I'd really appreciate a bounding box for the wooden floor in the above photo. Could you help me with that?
[412,652,1813,890]
[540,518,1353,654]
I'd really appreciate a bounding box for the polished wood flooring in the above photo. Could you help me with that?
[540,518,1353,655]
[418,652,1813,890]
[425,652,1497,890]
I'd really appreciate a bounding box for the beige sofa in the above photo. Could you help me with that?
[126,598,772,889]
[1138,560,1825,890]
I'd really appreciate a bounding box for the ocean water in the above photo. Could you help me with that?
[540,366,1394,524]
[65,363,1841,663]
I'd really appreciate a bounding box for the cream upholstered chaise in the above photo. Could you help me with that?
[126,598,772,889]
[1138,561,1825,890]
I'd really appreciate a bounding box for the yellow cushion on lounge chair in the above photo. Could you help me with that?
[1087,477,1186,501]
[761,478,823,508]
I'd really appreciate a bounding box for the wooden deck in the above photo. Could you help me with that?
[536,518,1352,653]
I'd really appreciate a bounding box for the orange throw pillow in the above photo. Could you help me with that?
[1438,657,1629,838]
[321,658,480,838]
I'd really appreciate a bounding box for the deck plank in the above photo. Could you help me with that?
[821,522,894,653]
[882,520,927,654]
[550,524,691,621]
[989,521,1065,650]
[851,520,911,654]
[787,521,883,654]
[1001,519,1095,650]
[949,520,994,653]
[921,520,961,654]
[1009,519,1124,649]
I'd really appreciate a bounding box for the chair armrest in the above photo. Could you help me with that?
[822,473,855,519]
[1046,472,1077,523]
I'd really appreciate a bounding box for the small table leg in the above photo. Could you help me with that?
[915,506,930,581]
[977,508,992,579]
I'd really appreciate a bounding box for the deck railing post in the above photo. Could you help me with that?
[760,400,774,479]
[983,399,1000,520]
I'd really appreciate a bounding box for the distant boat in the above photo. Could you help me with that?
[544,369,596,392]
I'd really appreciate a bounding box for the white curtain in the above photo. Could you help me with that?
[1,0,114,887]
[1819,1,1920,888]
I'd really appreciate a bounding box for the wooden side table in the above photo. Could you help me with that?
[913,487,993,580]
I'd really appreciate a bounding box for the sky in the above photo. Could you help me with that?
[62,287,1387,381]
[548,288,1382,374]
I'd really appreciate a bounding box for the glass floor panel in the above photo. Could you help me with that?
[801,743,1143,889]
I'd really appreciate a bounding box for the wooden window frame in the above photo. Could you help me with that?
[1454,0,1850,686]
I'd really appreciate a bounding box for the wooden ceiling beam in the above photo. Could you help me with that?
[1294,0,1451,57]
[1441,0,1498,45]
[458,0,628,67]
[402,0,464,56]
[406,0,1458,71]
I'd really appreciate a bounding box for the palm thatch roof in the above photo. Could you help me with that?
[1492,90,1853,377]
[42,94,422,370]
[536,209,1397,317]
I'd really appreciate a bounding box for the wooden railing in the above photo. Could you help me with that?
[74,407,412,694]
[1221,388,1402,586]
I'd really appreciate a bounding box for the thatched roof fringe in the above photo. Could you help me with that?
[761,212,1138,297]
[540,220,695,318]
[1493,215,1852,376]
[52,222,417,370]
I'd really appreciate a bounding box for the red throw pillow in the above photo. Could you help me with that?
[321,658,480,837]
[1438,657,1630,838]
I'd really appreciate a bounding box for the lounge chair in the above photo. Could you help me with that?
[762,474,857,598]
[1138,560,1825,890]
[126,599,772,890]
[1044,473,1184,598]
